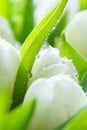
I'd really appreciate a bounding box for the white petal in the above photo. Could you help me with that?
[0,38,20,96]
[24,74,87,130]
[32,46,61,75]
[66,0,79,21]
[65,11,87,58]
[30,46,78,85]
[0,16,15,44]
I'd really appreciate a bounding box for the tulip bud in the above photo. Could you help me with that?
[29,46,78,84]
[65,11,87,58]
[24,74,87,130]
[0,16,21,50]
[0,16,16,44]
[0,38,20,99]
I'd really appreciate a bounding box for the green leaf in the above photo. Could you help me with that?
[0,0,34,42]
[11,0,68,108]
[19,0,34,43]
[0,91,9,117]
[48,11,68,46]
[10,0,34,42]
[56,106,87,130]
[80,0,87,10]
[2,99,35,130]
[0,0,11,19]
[59,33,87,81]
[81,71,87,93]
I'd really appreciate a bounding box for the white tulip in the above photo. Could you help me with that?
[29,46,78,84]
[0,16,21,50]
[66,0,79,22]
[24,74,87,130]
[31,46,61,75]
[65,11,87,58]
[0,38,20,97]
[0,16,16,44]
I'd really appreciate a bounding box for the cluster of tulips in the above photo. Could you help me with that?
[0,0,87,130]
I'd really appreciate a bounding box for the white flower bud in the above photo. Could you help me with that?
[24,74,87,130]
[0,38,20,96]
[29,46,78,84]
[66,0,79,21]
[65,11,87,58]
[0,16,16,44]
[32,46,61,75]
[0,16,21,50]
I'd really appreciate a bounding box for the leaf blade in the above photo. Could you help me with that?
[59,33,87,81]
[20,0,34,42]
[56,106,87,130]
[11,0,68,108]
[3,99,35,130]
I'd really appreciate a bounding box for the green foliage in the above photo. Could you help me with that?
[59,33,87,81]
[0,0,34,42]
[11,0,68,108]
[48,11,68,46]
[56,106,87,130]
[80,0,87,10]
[0,0,11,19]
[0,91,9,117]
[20,0,34,43]
[81,71,87,93]
[0,98,35,130]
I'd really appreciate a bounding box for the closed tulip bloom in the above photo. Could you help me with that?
[65,11,87,58]
[0,16,16,44]
[29,46,78,84]
[0,38,20,98]
[0,16,21,50]
[24,74,87,130]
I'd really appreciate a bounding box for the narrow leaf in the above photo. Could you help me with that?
[11,0,68,108]
[81,71,87,93]
[59,33,87,81]
[20,3,59,56]
[9,0,34,42]
[80,0,87,10]
[20,0,34,42]
[56,106,87,130]
[48,11,68,46]
[0,0,34,42]
[0,91,9,117]
[0,0,11,19]
[3,99,35,130]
